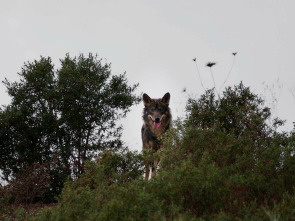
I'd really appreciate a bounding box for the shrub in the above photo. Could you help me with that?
[0,53,140,202]
[5,162,51,206]
[35,83,295,220]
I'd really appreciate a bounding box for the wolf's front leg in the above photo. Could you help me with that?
[145,163,150,180]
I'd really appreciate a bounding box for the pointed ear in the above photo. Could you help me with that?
[143,93,152,106]
[161,92,170,105]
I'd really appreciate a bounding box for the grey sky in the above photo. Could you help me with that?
[1,0,294,151]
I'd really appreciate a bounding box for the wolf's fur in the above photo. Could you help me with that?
[141,92,171,180]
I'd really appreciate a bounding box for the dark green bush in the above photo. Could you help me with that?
[158,125,295,219]
[0,54,140,202]
[34,83,295,220]
[35,149,164,221]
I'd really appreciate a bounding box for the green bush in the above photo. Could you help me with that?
[0,53,140,202]
[34,83,295,220]
[35,149,163,221]
[158,125,295,219]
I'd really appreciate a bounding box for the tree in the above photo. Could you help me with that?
[185,82,284,140]
[0,53,140,199]
[56,54,140,176]
[0,57,57,180]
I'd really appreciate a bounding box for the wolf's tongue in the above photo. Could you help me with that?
[154,122,161,129]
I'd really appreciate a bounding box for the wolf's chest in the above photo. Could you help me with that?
[152,127,165,137]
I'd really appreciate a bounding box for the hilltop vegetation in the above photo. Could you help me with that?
[0,53,140,209]
[32,83,295,221]
[1,54,295,220]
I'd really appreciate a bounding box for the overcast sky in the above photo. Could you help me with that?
[1,0,295,152]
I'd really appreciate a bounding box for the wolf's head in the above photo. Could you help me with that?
[142,93,171,129]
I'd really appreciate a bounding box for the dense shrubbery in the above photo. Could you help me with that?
[4,162,51,205]
[3,55,295,220]
[0,54,140,203]
[26,82,295,221]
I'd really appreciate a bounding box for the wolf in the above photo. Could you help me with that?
[141,92,171,180]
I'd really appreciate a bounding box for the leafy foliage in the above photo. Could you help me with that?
[5,162,51,205]
[33,83,295,220]
[1,78,295,220]
[36,149,158,221]
[0,54,140,201]
[186,82,280,140]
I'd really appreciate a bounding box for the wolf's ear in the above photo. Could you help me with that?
[143,93,152,106]
[161,92,170,105]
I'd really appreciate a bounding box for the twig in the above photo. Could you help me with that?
[289,88,295,100]
[219,52,237,93]
[206,62,220,99]
[193,58,205,91]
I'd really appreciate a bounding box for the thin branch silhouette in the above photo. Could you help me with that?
[289,88,295,100]
[219,52,237,93]
[193,58,205,91]
[206,62,220,99]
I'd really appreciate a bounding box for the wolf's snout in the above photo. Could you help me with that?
[148,115,162,129]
